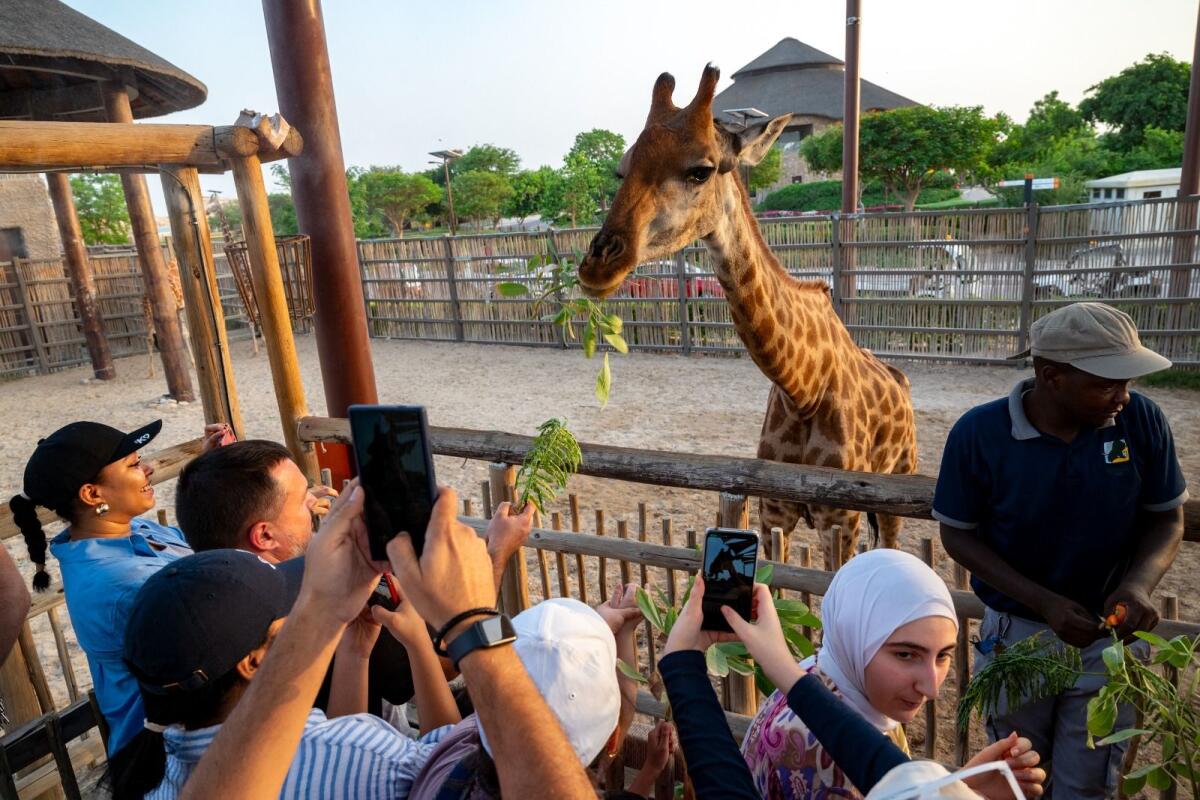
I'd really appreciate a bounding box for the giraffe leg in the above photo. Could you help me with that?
[758,497,804,562]
[874,435,918,551]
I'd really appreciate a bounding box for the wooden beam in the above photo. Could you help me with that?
[0,120,256,170]
[160,166,246,437]
[228,151,318,479]
[298,416,1200,543]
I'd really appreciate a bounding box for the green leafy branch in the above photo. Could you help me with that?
[494,254,627,407]
[617,561,821,703]
[514,418,582,514]
[956,632,1083,734]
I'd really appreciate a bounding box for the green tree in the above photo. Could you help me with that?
[1079,53,1190,148]
[431,144,520,185]
[357,168,442,237]
[345,167,391,239]
[268,194,298,236]
[565,129,626,211]
[748,145,783,192]
[504,166,556,223]
[69,174,131,245]
[801,105,999,210]
[451,170,513,229]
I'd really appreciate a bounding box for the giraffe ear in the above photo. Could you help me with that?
[734,114,793,166]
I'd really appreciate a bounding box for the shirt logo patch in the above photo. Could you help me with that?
[1104,439,1130,464]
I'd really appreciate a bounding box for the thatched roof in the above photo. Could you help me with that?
[0,0,206,121]
[714,37,915,124]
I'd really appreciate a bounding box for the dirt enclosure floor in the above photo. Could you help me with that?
[2,335,1197,769]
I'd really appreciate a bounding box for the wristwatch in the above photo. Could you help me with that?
[445,613,517,668]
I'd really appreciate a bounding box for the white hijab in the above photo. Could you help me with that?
[805,549,958,732]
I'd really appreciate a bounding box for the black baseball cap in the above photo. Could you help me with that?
[124,550,303,698]
[22,420,162,508]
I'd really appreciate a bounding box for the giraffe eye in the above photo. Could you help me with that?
[685,166,715,184]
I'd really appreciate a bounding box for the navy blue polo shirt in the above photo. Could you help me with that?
[933,378,1188,620]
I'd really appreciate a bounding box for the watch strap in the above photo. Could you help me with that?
[446,614,517,669]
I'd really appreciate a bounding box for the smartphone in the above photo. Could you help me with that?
[348,404,439,560]
[367,574,401,612]
[701,528,759,632]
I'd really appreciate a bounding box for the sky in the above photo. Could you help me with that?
[56,0,1200,215]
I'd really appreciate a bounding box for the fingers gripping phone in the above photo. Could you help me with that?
[348,405,438,560]
[701,528,759,632]
[368,574,401,612]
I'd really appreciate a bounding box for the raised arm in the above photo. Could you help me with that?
[0,544,30,660]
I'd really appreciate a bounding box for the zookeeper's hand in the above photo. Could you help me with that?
[1039,595,1104,649]
[1102,584,1158,641]
[484,501,534,565]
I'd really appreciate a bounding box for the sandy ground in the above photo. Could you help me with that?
[2,335,1197,769]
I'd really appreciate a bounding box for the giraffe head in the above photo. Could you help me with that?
[578,65,791,298]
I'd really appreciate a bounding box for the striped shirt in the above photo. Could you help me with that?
[147,709,452,800]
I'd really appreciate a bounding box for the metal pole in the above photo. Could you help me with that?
[1168,0,1200,355]
[443,158,458,236]
[262,0,378,481]
[840,0,862,215]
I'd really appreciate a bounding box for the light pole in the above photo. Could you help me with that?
[429,149,463,235]
[722,107,769,192]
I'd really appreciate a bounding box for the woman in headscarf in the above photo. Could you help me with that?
[741,549,1044,799]
[8,420,231,756]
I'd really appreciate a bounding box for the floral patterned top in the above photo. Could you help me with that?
[741,665,910,799]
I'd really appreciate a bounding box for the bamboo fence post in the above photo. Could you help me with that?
[770,528,784,598]
[596,509,609,603]
[11,259,49,374]
[46,607,79,704]
[638,505,657,667]
[481,481,492,520]
[552,512,569,598]
[569,494,587,604]
[953,562,971,766]
[830,526,844,571]
[662,519,678,605]
[799,544,814,640]
[160,165,245,436]
[920,537,938,759]
[719,493,756,716]
[534,509,551,601]
[1017,203,1039,356]
[441,236,465,341]
[488,463,528,615]
[617,520,633,585]
[45,171,113,380]
[674,250,692,354]
[226,150,317,479]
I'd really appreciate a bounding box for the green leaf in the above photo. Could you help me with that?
[663,607,678,636]
[1163,733,1176,760]
[1122,774,1147,795]
[715,642,750,659]
[1101,643,1124,673]
[1087,694,1117,738]
[755,667,777,698]
[705,643,730,677]
[773,598,809,621]
[755,562,774,585]
[582,320,596,358]
[606,314,623,334]
[1134,631,1171,650]
[1146,767,1172,791]
[616,658,648,684]
[495,281,529,297]
[726,655,757,676]
[1096,727,1150,746]
[635,586,664,630]
[602,332,628,354]
[595,353,611,408]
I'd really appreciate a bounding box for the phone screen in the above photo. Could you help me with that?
[349,405,438,560]
[701,528,759,632]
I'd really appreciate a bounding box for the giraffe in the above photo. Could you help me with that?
[577,66,917,569]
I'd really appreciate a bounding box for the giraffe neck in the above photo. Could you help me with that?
[702,174,852,411]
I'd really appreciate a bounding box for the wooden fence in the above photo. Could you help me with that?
[359,196,1200,366]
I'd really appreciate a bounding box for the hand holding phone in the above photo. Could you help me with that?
[349,404,439,560]
[701,528,759,632]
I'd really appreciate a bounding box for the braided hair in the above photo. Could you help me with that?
[7,492,69,591]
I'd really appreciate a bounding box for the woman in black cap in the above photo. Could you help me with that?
[8,420,231,756]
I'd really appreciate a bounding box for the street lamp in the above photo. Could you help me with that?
[429,149,463,235]
[722,108,769,190]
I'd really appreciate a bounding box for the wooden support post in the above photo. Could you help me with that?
[830,526,844,571]
[638,504,657,667]
[45,713,83,800]
[799,545,814,640]
[441,237,465,342]
[617,520,633,585]
[953,562,971,766]
[569,494,587,604]
[488,463,528,615]
[226,151,318,479]
[552,512,569,598]
[534,509,551,601]
[160,166,246,437]
[481,481,492,520]
[17,622,53,714]
[769,528,784,598]
[47,608,79,704]
[662,519,677,605]
[103,84,195,402]
[921,537,938,759]
[596,510,609,603]
[45,172,113,380]
[719,493,756,715]
[674,250,692,354]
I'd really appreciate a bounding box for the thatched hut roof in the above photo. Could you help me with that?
[714,37,915,124]
[0,0,206,121]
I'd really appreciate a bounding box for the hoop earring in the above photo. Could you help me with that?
[95,503,110,516]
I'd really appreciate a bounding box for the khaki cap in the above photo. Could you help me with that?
[1014,302,1171,379]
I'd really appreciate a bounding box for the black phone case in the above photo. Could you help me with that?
[348,404,439,561]
[701,529,758,632]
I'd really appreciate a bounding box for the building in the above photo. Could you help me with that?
[1085,168,1180,202]
[712,37,917,191]
[0,174,60,260]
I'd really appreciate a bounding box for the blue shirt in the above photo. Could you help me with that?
[933,379,1188,619]
[48,518,192,755]
[148,709,452,800]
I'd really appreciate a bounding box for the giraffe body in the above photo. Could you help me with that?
[577,65,918,568]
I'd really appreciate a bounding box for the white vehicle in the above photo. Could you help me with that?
[1033,242,1163,299]
[852,241,979,299]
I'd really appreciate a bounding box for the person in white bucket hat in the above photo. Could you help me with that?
[936,301,1187,798]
